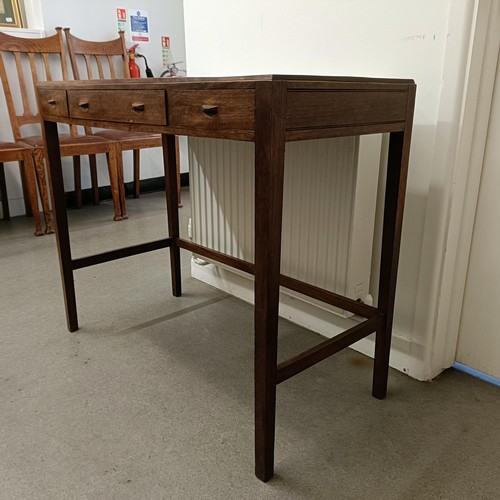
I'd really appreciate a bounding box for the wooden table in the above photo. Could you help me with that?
[37,75,416,482]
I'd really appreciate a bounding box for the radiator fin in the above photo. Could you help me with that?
[188,137,360,300]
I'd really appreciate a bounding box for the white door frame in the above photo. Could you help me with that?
[431,0,500,375]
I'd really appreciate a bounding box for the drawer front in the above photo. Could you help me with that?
[38,89,68,117]
[286,90,408,129]
[170,90,255,130]
[67,90,167,126]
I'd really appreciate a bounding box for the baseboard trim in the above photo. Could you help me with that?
[64,173,189,207]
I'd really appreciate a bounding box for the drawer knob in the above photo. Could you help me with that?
[201,104,219,116]
[78,100,89,111]
[47,99,56,108]
[132,102,145,112]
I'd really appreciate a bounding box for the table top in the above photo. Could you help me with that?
[37,75,416,141]
[38,74,415,87]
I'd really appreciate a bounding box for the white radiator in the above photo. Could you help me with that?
[189,135,382,320]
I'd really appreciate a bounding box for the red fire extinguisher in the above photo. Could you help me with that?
[128,45,141,78]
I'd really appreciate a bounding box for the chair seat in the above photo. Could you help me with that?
[21,134,112,148]
[0,141,32,153]
[0,141,33,163]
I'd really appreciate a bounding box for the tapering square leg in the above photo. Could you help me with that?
[43,120,78,332]
[163,134,182,297]
[373,130,411,399]
[254,81,287,481]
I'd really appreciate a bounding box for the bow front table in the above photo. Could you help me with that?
[37,75,416,482]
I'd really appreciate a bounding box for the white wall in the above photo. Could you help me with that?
[41,0,186,76]
[0,0,186,217]
[183,0,479,380]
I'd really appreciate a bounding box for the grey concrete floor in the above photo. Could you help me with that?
[1,189,500,500]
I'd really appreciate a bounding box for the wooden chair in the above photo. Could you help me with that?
[0,141,46,235]
[64,28,179,218]
[0,28,123,227]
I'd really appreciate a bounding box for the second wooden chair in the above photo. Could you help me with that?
[64,29,171,219]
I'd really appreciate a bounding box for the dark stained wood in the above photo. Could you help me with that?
[37,74,416,482]
[38,113,256,140]
[286,80,413,90]
[72,238,172,270]
[177,238,255,275]
[372,86,416,399]
[169,90,255,130]
[286,90,408,130]
[285,121,406,142]
[89,154,99,205]
[280,274,379,318]
[43,120,78,332]
[73,156,82,208]
[0,162,9,220]
[37,89,68,117]
[163,134,182,297]
[67,90,167,125]
[253,79,287,482]
[36,74,415,91]
[277,315,384,384]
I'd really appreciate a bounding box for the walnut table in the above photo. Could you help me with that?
[37,75,416,482]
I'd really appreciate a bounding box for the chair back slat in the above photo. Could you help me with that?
[82,54,92,79]
[96,55,105,79]
[27,52,38,83]
[13,52,35,119]
[0,28,69,141]
[107,55,116,79]
[41,53,52,81]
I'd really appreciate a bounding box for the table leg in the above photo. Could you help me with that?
[43,120,78,332]
[0,162,10,221]
[372,130,411,399]
[254,81,287,482]
[162,134,181,296]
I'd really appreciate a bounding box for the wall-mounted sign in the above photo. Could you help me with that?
[129,9,150,43]
[116,7,127,32]
[162,36,172,67]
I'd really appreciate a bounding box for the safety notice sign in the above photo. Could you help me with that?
[129,9,150,43]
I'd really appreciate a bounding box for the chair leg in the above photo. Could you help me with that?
[34,149,53,234]
[106,148,125,221]
[116,150,128,220]
[17,162,32,217]
[89,154,99,205]
[20,155,44,236]
[133,149,140,198]
[73,156,82,208]
[0,162,10,221]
